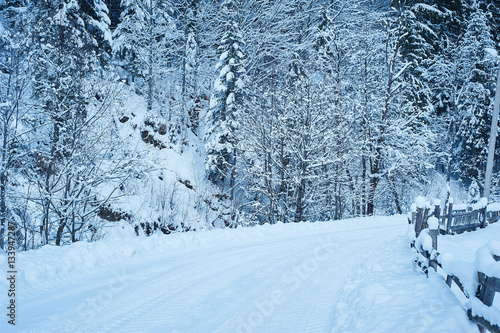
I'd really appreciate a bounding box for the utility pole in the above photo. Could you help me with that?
[484,65,500,199]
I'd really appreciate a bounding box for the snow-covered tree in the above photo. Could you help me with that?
[113,0,175,112]
[0,0,30,250]
[455,4,497,189]
[23,0,131,246]
[204,0,246,208]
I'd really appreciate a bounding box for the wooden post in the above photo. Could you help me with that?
[476,275,497,333]
[430,229,438,252]
[480,207,487,229]
[446,202,453,234]
[422,207,430,230]
[474,255,500,333]
[415,207,424,237]
[428,215,439,272]
[411,211,416,225]
[430,229,438,272]
[434,204,440,219]
[446,275,453,288]
[434,203,441,231]
[478,279,496,306]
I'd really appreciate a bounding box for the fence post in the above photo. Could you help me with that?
[434,201,441,231]
[446,275,453,287]
[434,201,440,219]
[415,207,424,237]
[428,216,439,272]
[471,250,500,333]
[476,266,499,332]
[446,201,453,234]
[480,207,487,229]
[422,207,430,230]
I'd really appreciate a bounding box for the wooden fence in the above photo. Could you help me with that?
[411,202,492,235]
[412,203,500,333]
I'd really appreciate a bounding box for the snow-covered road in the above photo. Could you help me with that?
[3,215,490,332]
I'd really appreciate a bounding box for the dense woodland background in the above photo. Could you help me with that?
[0,0,499,251]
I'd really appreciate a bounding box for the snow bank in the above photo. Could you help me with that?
[474,240,500,279]
[467,297,500,328]
[438,237,500,299]
[428,216,439,230]
[439,253,476,298]
[488,202,500,212]
[471,197,488,210]
[440,222,500,263]
[415,196,430,209]
[438,223,500,327]
[415,228,433,253]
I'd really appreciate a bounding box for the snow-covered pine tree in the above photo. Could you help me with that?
[174,0,200,135]
[205,2,244,189]
[204,0,246,225]
[394,1,436,112]
[113,0,175,112]
[421,0,467,205]
[455,3,497,189]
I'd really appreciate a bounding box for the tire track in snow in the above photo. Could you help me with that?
[29,235,323,332]
[212,226,398,333]
[16,217,417,333]
[106,236,327,333]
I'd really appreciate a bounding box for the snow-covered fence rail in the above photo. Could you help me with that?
[487,210,500,224]
[411,198,499,235]
[411,199,500,236]
[411,197,500,333]
[439,202,487,234]
[441,242,500,333]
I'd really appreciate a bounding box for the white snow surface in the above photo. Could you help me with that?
[1,216,482,332]
[428,216,439,230]
[415,196,429,209]
[439,221,500,311]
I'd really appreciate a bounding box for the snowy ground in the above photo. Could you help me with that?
[2,216,499,332]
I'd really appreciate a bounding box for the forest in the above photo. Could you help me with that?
[0,0,499,251]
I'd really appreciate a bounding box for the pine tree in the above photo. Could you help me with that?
[113,0,175,112]
[455,4,497,188]
[204,0,246,208]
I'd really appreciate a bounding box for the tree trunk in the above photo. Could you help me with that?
[295,174,306,222]
[55,219,66,246]
[388,175,402,214]
[445,118,456,208]
[361,155,367,216]
[230,151,237,202]
[0,110,9,250]
[147,0,154,112]
[367,176,379,216]
[43,171,51,245]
